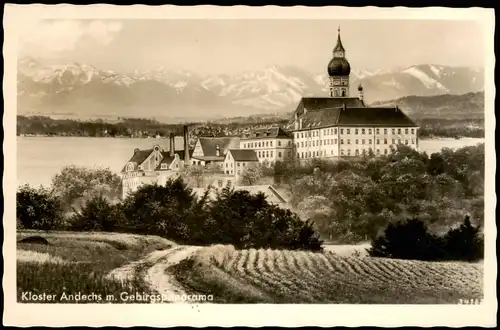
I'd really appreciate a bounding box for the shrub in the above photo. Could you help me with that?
[16,184,63,230]
[368,218,445,260]
[118,177,198,241]
[443,215,484,261]
[205,186,323,251]
[69,195,119,232]
[369,216,484,262]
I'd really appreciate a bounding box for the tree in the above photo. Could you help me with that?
[368,218,445,261]
[119,177,198,240]
[51,165,122,213]
[206,186,323,250]
[239,163,263,185]
[69,195,119,232]
[17,184,63,230]
[181,164,206,187]
[443,215,483,261]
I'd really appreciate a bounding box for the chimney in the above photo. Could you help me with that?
[183,125,190,165]
[169,133,175,157]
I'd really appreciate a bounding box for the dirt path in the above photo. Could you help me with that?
[145,246,202,299]
[107,245,202,302]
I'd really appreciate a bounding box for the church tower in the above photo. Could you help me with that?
[327,27,351,98]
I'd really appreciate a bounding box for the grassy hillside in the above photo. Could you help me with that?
[17,230,174,303]
[173,245,483,304]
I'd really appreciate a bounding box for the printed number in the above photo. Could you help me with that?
[458,299,482,305]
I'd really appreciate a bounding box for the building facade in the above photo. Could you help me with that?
[239,127,293,163]
[223,149,260,178]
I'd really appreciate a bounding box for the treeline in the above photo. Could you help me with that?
[16,115,288,148]
[417,118,484,138]
[17,115,483,140]
[16,116,186,138]
[370,217,483,262]
[270,143,484,243]
[17,176,322,251]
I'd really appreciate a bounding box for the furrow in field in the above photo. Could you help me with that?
[343,257,380,283]
[246,249,282,296]
[280,252,318,303]
[236,249,275,294]
[384,259,423,285]
[259,249,314,302]
[253,249,297,301]
[270,250,315,302]
[351,258,391,284]
[288,252,334,303]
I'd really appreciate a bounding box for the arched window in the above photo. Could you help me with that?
[341,89,346,97]
[126,163,134,172]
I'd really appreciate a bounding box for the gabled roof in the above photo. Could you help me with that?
[198,137,240,157]
[241,127,291,140]
[287,105,417,131]
[295,97,365,115]
[128,149,153,164]
[122,148,193,172]
[336,107,417,127]
[287,107,342,130]
[227,149,259,162]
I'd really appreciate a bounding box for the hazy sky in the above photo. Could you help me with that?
[19,19,485,74]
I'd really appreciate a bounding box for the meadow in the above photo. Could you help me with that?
[173,245,483,304]
[16,230,174,303]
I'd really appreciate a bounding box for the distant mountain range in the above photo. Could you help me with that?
[17,56,484,121]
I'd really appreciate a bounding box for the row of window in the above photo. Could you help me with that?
[242,140,292,149]
[294,127,416,139]
[296,138,416,148]
[256,150,291,158]
[226,161,249,169]
[297,150,334,158]
[340,149,389,156]
[295,147,394,159]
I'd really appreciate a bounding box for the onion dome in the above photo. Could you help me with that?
[328,57,351,76]
[328,27,351,76]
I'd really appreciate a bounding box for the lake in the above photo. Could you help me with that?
[16,136,485,187]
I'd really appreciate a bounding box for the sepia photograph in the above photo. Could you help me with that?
[2,4,496,327]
